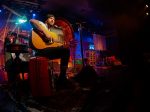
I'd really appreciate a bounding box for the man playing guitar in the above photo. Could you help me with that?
[29,13,71,89]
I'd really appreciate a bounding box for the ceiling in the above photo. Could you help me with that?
[0,0,148,35]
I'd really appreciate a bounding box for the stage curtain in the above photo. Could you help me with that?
[93,34,106,51]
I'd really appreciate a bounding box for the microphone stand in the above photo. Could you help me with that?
[77,23,84,67]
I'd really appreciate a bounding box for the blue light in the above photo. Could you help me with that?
[32,13,36,18]
[0,10,2,13]
[32,13,36,17]
[89,44,95,50]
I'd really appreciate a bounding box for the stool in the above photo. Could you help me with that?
[29,56,53,97]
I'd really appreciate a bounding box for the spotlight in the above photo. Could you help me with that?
[16,16,27,24]
[32,13,36,17]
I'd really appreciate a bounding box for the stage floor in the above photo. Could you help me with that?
[0,65,146,112]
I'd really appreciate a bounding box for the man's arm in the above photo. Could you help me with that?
[29,19,52,39]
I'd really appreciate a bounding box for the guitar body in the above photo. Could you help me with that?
[31,28,64,50]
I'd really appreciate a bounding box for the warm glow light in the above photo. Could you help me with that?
[146,12,149,15]
[146,4,149,8]
[19,73,28,80]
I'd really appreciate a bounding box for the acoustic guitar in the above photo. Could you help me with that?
[31,27,65,50]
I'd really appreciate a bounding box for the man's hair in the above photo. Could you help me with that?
[41,13,55,22]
